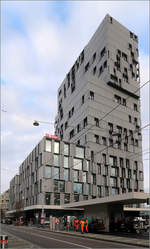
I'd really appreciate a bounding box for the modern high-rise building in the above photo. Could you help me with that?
[55,14,144,196]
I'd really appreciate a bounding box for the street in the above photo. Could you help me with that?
[1,224,139,248]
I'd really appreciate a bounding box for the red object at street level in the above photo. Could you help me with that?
[36,213,39,218]
[1,235,8,248]
[45,134,58,140]
[41,213,46,218]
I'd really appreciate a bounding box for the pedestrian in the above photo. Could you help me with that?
[76,219,79,232]
[80,219,85,234]
[73,219,76,231]
[85,218,88,233]
[56,218,59,231]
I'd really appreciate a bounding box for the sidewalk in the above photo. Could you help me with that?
[37,227,149,248]
[5,231,38,248]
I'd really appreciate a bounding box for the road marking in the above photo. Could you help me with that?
[18,230,92,249]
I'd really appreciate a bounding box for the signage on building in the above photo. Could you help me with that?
[41,213,46,218]
[45,134,58,140]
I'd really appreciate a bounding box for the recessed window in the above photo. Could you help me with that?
[129,115,132,123]
[134,103,138,111]
[54,193,60,205]
[54,141,60,154]
[82,95,84,104]
[64,168,70,181]
[45,192,51,205]
[122,98,126,106]
[83,117,88,128]
[89,91,94,100]
[45,139,51,152]
[102,137,107,145]
[94,117,99,127]
[64,193,70,204]
[64,143,69,156]
[85,62,89,72]
[95,134,99,144]
[64,156,69,168]
[74,183,83,194]
[45,166,51,179]
[73,158,83,170]
[114,95,121,104]
[76,146,84,158]
[93,66,97,75]
[93,52,96,62]
[104,60,107,68]
[54,154,59,166]
[74,170,79,182]
[54,167,60,180]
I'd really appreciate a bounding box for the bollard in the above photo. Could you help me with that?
[1,235,8,248]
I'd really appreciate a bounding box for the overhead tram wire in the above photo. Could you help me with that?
[72,79,150,145]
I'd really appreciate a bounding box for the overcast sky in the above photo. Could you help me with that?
[1,1,149,194]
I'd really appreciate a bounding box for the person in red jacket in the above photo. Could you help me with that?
[76,219,79,231]
[80,220,85,234]
[85,218,88,233]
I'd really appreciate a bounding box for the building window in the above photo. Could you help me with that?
[126,159,130,168]
[100,47,106,58]
[104,60,107,68]
[40,179,42,193]
[74,183,83,194]
[110,177,117,187]
[45,192,51,205]
[120,158,124,167]
[102,154,106,164]
[93,52,96,62]
[76,146,84,158]
[73,158,83,170]
[112,188,119,195]
[82,95,84,104]
[129,115,132,123]
[94,117,99,127]
[95,134,99,144]
[64,168,70,181]
[86,160,90,172]
[77,124,81,133]
[109,156,117,166]
[111,167,118,177]
[70,129,74,139]
[93,66,97,75]
[74,170,79,182]
[121,168,125,178]
[64,156,69,168]
[83,172,88,183]
[122,98,126,106]
[89,91,94,100]
[134,103,138,111]
[139,171,143,180]
[64,143,69,156]
[74,194,79,202]
[85,62,89,72]
[109,138,113,147]
[102,137,107,145]
[54,167,60,180]
[99,66,103,76]
[92,174,96,185]
[53,154,59,166]
[124,143,128,151]
[54,180,65,192]
[97,163,101,174]
[45,139,51,152]
[104,165,108,175]
[54,141,60,154]
[54,193,60,205]
[64,194,70,204]
[108,123,113,133]
[97,186,101,197]
[83,117,88,128]
[114,95,121,104]
[91,151,94,162]
[83,195,88,200]
[45,166,51,179]
[135,139,138,147]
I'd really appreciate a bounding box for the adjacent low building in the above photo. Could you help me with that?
[0,189,10,220]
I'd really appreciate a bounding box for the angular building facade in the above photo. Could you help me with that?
[55,14,144,197]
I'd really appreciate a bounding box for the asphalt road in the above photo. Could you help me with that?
[1,224,138,248]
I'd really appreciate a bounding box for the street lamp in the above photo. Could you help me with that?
[33,120,54,126]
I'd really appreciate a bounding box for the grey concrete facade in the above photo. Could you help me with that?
[55,14,144,197]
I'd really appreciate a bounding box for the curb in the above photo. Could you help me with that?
[35,227,149,248]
